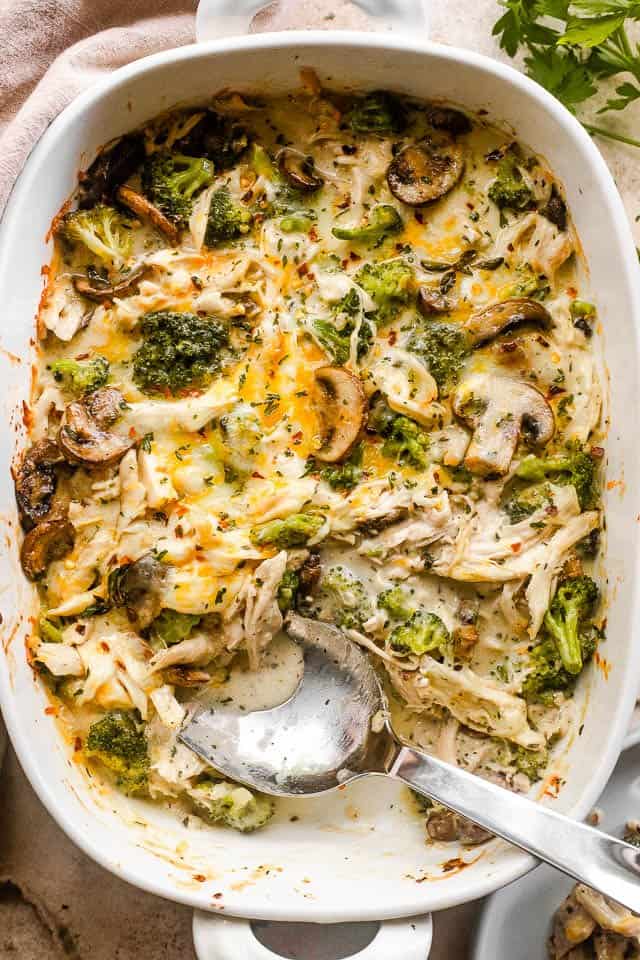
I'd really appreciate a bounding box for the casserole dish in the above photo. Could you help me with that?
[1,15,640,931]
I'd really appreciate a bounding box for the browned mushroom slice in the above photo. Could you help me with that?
[72,263,151,302]
[108,552,168,629]
[425,806,492,845]
[84,386,125,427]
[463,297,553,347]
[20,518,74,581]
[278,149,324,192]
[14,439,65,530]
[117,185,180,245]
[163,666,212,687]
[452,373,555,476]
[426,104,472,137]
[58,388,132,466]
[313,366,366,464]
[387,135,464,206]
[549,891,596,959]
[417,286,451,315]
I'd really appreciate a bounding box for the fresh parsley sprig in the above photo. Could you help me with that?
[492,0,640,147]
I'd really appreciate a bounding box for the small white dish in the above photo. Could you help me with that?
[472,741,640,960]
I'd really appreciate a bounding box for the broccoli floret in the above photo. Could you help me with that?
[39,615,63,643]
[190,779,274,832]
[503,482,553,524]
[543,576,599,676]
[50,356,110,395]
[503,265,550,302]
[132,310,229,395]
[312,289,373,366]
[515,450,597,511]
[151,609,201,646]
[355,260,414,324]
[377,586,414,621]
[320,566,373,630]
[333,205,403,246]
[493,736,548,782]
[86,710,149,794]
[522,627,598,702]
[311,443,364,491]
[204,187,253,246]
[277,569,300,613]
[368,398,430,469]
[280,212,316,233]
[250,143,280,180]
[487,152,533,212]
[389,610,449,657]
[142,153,214,226]
[408,321,470,395]
[347,91,407,134]
[251,513,325,549]
[570,300,596,337]
[59,205,133,268]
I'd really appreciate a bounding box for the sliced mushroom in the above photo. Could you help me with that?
[14,439,65,530]
[117,185,180,245]
[58,388,132,466]
[72,263,151,302]
[426,104,472,137]
[425,806,491,845]
[313,366,366,463]
[79,133,146,208]
[387,134,464,206]
[163,666,212,687]
[417,286,451,315]
[108,552,168,629]
[278,149,324,192]
[21,518,74,580]
[452,373,555,476]
[463,298,553,347]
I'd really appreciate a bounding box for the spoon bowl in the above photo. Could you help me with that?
[180,613,396,795]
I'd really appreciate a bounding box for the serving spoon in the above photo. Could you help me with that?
[180,613,640,912]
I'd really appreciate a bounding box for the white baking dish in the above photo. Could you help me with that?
[1,24,640,931]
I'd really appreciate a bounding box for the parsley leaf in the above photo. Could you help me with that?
[491,0,640,148]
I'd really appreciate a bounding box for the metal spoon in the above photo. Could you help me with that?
[180,613,640,911]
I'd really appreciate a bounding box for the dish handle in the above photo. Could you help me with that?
[192,911,433,960]
[195,0,430,42]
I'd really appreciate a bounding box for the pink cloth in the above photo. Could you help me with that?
[0,0,197,212]
[0,0,378,213]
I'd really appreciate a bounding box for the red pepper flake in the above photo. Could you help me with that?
[388,330,397,346]
[212,892,223,900]
[590,446,605,459]
[45,706,56,715]
[100,641,110,652]
[193,874,207,883]
[543,774,561,799]
[309,227,318,242]
[510,542,521,553]
[252,471,265,479]
[297,262,309,277]
[74,737,82,752]
[291,431,303,444]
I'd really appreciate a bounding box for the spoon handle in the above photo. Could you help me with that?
[391,745,640,912]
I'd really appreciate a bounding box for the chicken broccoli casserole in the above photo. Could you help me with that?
[17,79,605,837]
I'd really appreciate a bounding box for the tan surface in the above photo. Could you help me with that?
[1,1,638,957]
